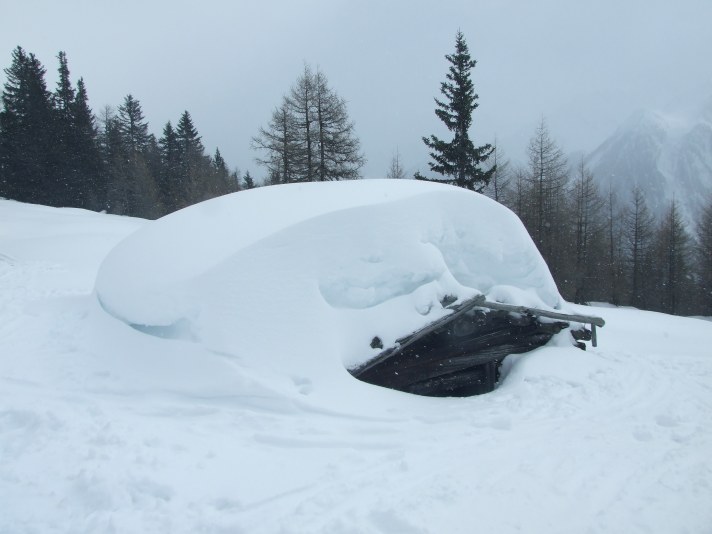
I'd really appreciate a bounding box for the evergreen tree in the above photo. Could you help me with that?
[51,54,103,210]
[51,50,77,206]
[422,31,493,191]
[134,160,161,218]
[0,47,55,205]
[243,170,255,189]
[212,147,234,195]
[117,94,149,154]
[176,111,204,168]
[176,110,208,205]
[53,52,74,123]
[1,49,101,210]
[214,147,227,177]
[99,107,130,215]
[141,133,163,217]
[114,95,157,217]
[71,78,103,210]
[176,111,203,151]
[158,121,180,212]
[230,169,241,191]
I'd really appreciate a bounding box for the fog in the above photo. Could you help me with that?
[3,0,711,178]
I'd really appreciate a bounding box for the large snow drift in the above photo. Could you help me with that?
[96,180,563,394]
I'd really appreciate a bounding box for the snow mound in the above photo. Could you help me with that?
[96,180,562,391]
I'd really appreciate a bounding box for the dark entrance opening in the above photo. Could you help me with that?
[350,295,604,397]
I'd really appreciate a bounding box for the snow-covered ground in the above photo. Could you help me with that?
[1,183,711,534]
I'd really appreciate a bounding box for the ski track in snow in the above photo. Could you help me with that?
[1,198,712,534]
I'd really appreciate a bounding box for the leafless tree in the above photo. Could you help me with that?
[569,158,605,303]
[386,148,406,179]
[623,186,655,307]
[696,196,712,314]
[254,65,364,183]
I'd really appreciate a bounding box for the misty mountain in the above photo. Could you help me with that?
[587,99,712,224]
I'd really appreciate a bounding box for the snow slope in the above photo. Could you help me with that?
[1,190,712,534]
[587,101,712,224]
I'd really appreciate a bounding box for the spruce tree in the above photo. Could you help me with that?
[0,47,55,205]
[176,110,204,160]
[213,147,227,177]
[54,52,74,123]
[230,169,241,191]
[422,31,493,191]
[71,78,102,210]
[158,121,180,212]
[99,107,130,215]
[52,52,80,208]
[243,170,255,189]
[176,110,209,205]
[117,94,149,154]
[212,147,234,195]
[199,147,230,198]
[141,134,163,217]
[115,95,155,216]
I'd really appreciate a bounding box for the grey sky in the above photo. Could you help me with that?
[3,0,711,179]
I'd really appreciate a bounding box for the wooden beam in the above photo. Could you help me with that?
[392,294,604,355]
[477,299,605,328]
[394,294,487,346]
[592,324,598,347]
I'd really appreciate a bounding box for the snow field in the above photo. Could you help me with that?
[1,189,711,533]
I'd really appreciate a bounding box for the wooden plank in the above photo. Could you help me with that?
[392,294,604,356]
[478,299,606,327]
[396,295,603,347]
[394,294,486,346]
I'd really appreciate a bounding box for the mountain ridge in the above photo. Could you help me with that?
[587,100,712,226]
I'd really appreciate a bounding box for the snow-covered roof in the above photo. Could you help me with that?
[95,179,563,392]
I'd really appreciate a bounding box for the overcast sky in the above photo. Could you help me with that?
[3,0,711,179]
